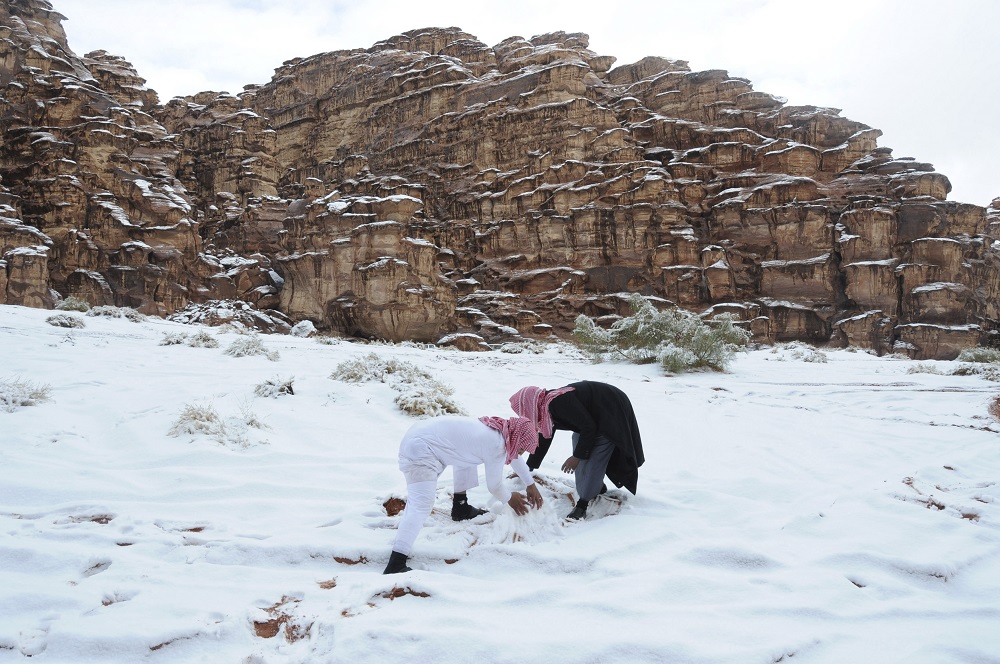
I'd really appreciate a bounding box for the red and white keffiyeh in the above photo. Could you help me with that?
[509,385,575,439]
[479,416,539,464]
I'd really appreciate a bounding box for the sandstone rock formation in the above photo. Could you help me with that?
[2,1,998,358]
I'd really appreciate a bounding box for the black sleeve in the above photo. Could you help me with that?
[525,432,551,470]
[548,392,599,459]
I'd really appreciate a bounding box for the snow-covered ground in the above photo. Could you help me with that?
[1,303,998,664]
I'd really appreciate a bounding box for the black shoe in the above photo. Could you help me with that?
[383,550,411,574]
[451,501,487,521]
[599,484,608,495]
[566,502,588,520]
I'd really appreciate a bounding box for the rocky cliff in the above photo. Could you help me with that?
[2,0,998,358]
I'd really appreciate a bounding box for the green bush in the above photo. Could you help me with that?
[573,293,750,373]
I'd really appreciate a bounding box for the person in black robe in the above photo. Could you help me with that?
[510,381,644,519]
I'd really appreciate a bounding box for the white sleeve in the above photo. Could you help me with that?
[485,457,511,504]
[509,456,534,487]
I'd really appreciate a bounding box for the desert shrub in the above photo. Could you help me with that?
[907,363,944,375]
[799,348,828,363]
[237,400,270,430]
[845,347,880,356]
[573,293,750,373]
[168,403,224,439]
[314,336,338,345]
[255,376,295,398]
[160,332,189,346]
[769,342,829,363]
[331,353,435,384]
[392,371,464,417]
[952,364,1000,381]
[46,314,85,329]
[87,306,144,322]
[908,362,1000,381]
[656,344,699,374]
[168,401,269,447]
[187,331,220,348]
[330,353,465,417]
[55,296,90,312]
[224,335,279,361]
[398,340,436,350]
[989,396,1000,421]
[393,388,465,418]
[499,341,545,354]
[160,330,219,348]
[0,377,52,412]
[957,347,1000,364]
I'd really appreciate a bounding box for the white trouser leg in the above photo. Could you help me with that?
[452,465,479,493]
[392,480,437,556]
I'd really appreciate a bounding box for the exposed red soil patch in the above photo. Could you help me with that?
[379,586,430,600]
[253,596,312,642]
[383,497,406,516]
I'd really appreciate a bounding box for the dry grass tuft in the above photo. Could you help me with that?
[989,395,1000,421]
[46,313,85,328]
[330,353,464,417]
[0,377,52,412]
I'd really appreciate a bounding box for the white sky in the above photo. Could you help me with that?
[53,0,1000,207]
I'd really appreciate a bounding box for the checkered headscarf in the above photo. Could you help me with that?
[509,386,575,439]
[479,416,540,464]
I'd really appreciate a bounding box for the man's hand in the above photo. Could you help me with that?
[561,456,580,474]
[508,492,529,515]
[525,483,543,509]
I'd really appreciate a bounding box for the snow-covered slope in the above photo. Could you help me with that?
[1,304,998,663]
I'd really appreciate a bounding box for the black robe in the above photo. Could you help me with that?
[525,380,644,495]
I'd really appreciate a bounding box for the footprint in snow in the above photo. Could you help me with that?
[83,558,112,577]
[18,626,49,657]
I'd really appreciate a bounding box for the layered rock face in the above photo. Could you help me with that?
[0,0,221,316]
[2,2,998,357]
